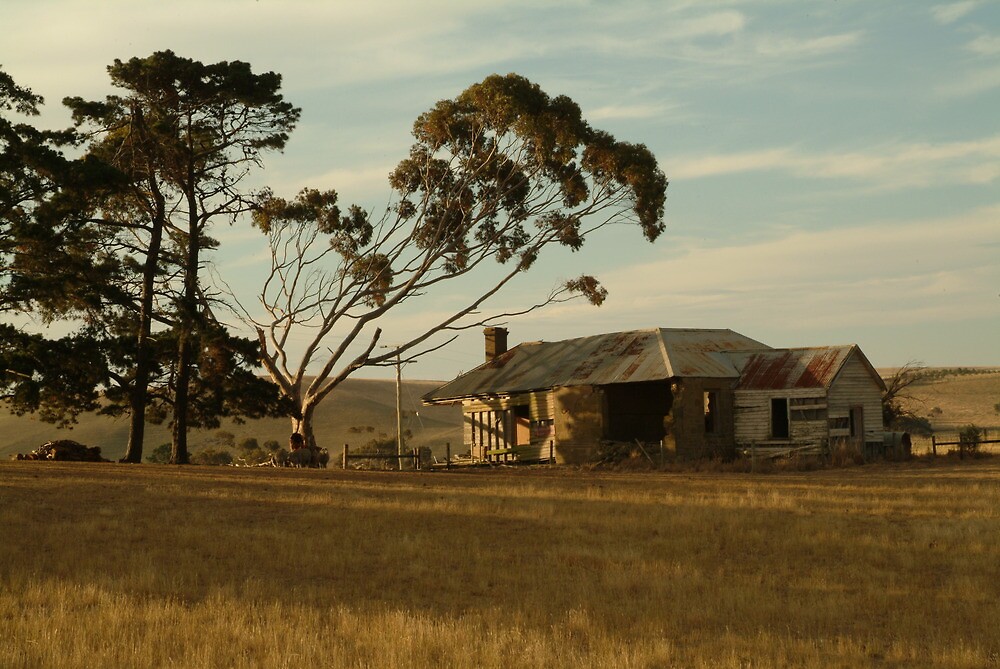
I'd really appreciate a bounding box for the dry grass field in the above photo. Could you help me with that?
[2,460,999,668]
[888,368,1000,455]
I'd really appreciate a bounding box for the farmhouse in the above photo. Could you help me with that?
[423,327,886,463]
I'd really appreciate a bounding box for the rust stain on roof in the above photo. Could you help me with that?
[735,347,851,390]
[423,328,773,403]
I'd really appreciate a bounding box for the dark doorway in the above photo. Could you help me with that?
[771,397,789,439]
[604,381,673,442]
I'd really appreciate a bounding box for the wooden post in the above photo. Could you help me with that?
[549,440,554,464]
[395,353,404,472]
[931,435,937,457]
[342,444,349,470]
[413,447,419,471]
[446,442,451,470]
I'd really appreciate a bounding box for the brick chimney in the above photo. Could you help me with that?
[484,326,508,361]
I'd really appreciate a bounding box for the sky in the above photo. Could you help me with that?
[3,0,999,381]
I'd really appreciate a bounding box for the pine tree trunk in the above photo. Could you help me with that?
[170,333,192,465]
[171,199,199,466]
[121,187,165,464]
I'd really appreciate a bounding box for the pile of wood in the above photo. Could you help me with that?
[13,440,110,462]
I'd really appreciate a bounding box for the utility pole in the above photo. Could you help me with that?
[394,350,404,471]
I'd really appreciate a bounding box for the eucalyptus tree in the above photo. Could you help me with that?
[240,74,667,447]
[65,51,300,463]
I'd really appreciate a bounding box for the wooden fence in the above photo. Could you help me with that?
[341,444,421,470]
[930,432,1000,458]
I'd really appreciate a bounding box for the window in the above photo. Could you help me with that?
[829,416,850,431]
[771,398,789,439]
[790,397,827,421]
[704,391,718,434]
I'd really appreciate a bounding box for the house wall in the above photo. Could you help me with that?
[732,351,885,453]
[733,388,829,447]
[668,378,737,460]
[462,392,555,462]
[552,385,604,464]
[827,352,885,449]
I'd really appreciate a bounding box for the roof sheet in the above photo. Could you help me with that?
[726,346,856,390]
[423,328,770,402]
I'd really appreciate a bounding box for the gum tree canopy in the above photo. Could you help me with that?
[243,74,668,447]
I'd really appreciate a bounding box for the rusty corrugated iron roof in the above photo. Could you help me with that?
[726,346,856,390]
[423,328,771,403]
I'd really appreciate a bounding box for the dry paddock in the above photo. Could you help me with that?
[1,459,999,668]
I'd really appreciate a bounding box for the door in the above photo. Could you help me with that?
[849,405,864,446]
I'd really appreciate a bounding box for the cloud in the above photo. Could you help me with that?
[966,33,1000,56]
[669,11,746,39]
[669,135,1000,189]
[526,204,1000,343]
[586,103,676,121]
[931,1,981,24]
[754,32,862,58]
[935,64,1000,96]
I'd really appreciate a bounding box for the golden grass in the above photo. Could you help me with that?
[2,461,999,668]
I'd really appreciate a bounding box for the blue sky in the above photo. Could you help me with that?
[4,0,998,380]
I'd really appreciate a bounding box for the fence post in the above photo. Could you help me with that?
[413,447,419,471]
[446,442,451,470]
[549,440,555,464]
[931,435,937,457]
[342,444,349,470]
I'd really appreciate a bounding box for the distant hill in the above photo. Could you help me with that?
[890,367,1000,435]
[7,368,998,462]
[1,377,462,461]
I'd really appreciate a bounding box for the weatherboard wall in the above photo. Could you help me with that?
[826,351,885,444]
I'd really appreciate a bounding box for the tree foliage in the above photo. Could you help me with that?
[1,67,129,425]
[3,56,298,462]
[239,73,667,445]
[64,51,300,463]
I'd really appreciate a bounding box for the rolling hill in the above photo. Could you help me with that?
[4,368,998,462]
[0,377,462,461]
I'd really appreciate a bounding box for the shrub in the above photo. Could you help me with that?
[897,414,933,436]
[238,438,260,452]
[191,448,234,466]
[212,431,236,448]
[958,424,983,457]
[354,437,402,470]
[145,443,171,464]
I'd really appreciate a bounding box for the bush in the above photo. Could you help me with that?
[958,424,984,457]
[191,448,234,466]
[897,414,933,436]
[353,437,401,470]
[238,438,260,452]
[146,443,171,464]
